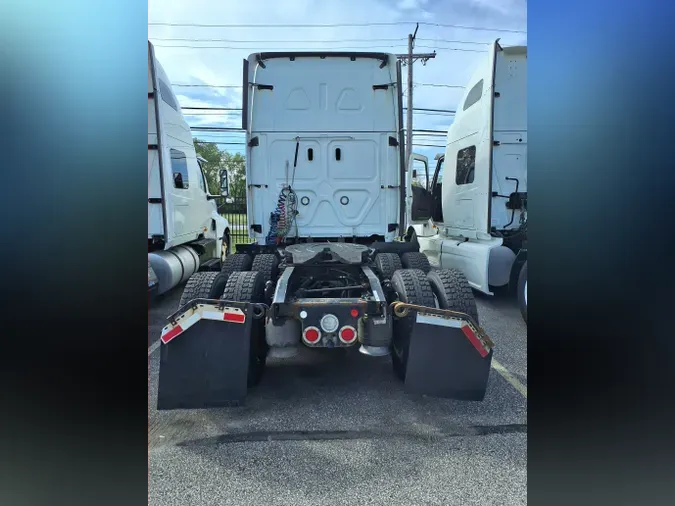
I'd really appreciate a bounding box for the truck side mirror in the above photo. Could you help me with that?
[412,169,417,179]
[219,169,229,197]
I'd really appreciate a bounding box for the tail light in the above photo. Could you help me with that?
[338,325,357,344]
[303,326,321,344]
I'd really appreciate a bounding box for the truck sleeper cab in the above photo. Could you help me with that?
[147,41,230,296]
[406,41,527,317]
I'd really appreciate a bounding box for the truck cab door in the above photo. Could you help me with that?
[429,155,445,223]
[196,160,216,227]
[406,153,433,226]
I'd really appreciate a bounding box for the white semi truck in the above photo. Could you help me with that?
[405,41,527,323]
[156,51,495,409]
[147,41,231,298]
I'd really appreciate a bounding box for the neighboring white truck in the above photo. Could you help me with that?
[405,40,527,323]
[147,41,230,297]
[156,51,496,410]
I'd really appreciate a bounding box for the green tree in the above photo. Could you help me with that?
[193,139,224,194]
[222,151,246,197]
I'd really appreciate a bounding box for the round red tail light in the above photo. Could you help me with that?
[338,325,357,344]
[350,308,359,318]
[303,326,321,344]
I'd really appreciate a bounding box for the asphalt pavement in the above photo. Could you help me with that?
[148,283,527,506]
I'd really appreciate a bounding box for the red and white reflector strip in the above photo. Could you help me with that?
[160,305,246,345]
[338,325,357,344]
[202,310,246,324]
[303,326,321,344]
[415,313,490,358]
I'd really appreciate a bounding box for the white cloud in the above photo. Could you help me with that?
[466,0,526,17]
[396,0,429,10]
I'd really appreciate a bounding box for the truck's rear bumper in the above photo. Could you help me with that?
[156,298,494,409]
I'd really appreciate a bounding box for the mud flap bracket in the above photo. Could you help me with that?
[157,299,267,410]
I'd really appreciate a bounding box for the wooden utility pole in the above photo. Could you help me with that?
[406,24,417,168]
[398,23,435,166]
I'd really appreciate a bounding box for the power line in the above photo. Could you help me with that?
[194,140,444,148]
[185,111,452,118]
[416,38,490,45]
[151,36,408,43]
[415,83,465,89]
[406,111,454,116]
[414,45,486,52]
[191,127,243,132]
[148,21,526,34]
[182,106,242,111]
[154,44,405,50]
[151,36,493,47]
[174,82,464,89]
[174,84,241,88]
[404,107,456,114]
[182,106,456,114]
[190,126,447,134]
[184,111,242,114]
[407,130,448,134]
[195,141,246,145]
[153,43,486,53]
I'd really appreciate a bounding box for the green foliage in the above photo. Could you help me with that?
[193,139,246,196]
[222,151,246,197]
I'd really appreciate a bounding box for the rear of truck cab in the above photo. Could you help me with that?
[242,52,405,244]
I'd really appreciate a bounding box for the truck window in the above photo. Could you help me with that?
[159,79,179,111]
[170,149,189,189]
[462,79,483,111]
[196,160,207,193]
[197,166,206,193]
[412,158,429,190]
[455,146,476,185]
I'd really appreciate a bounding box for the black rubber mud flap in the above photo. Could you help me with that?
[404,313,493,401]
[157,305,256,410]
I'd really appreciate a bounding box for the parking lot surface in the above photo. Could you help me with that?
[149,284,527,506]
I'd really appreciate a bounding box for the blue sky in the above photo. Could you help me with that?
[149,0,526,161]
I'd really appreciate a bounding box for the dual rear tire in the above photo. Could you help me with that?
[373,251,430,280]
[221,271,269,387]
[178,267,269,388]
[178,271,229,308]
[390,267,479,381]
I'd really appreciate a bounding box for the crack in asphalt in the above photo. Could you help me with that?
[174,424,527,447]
